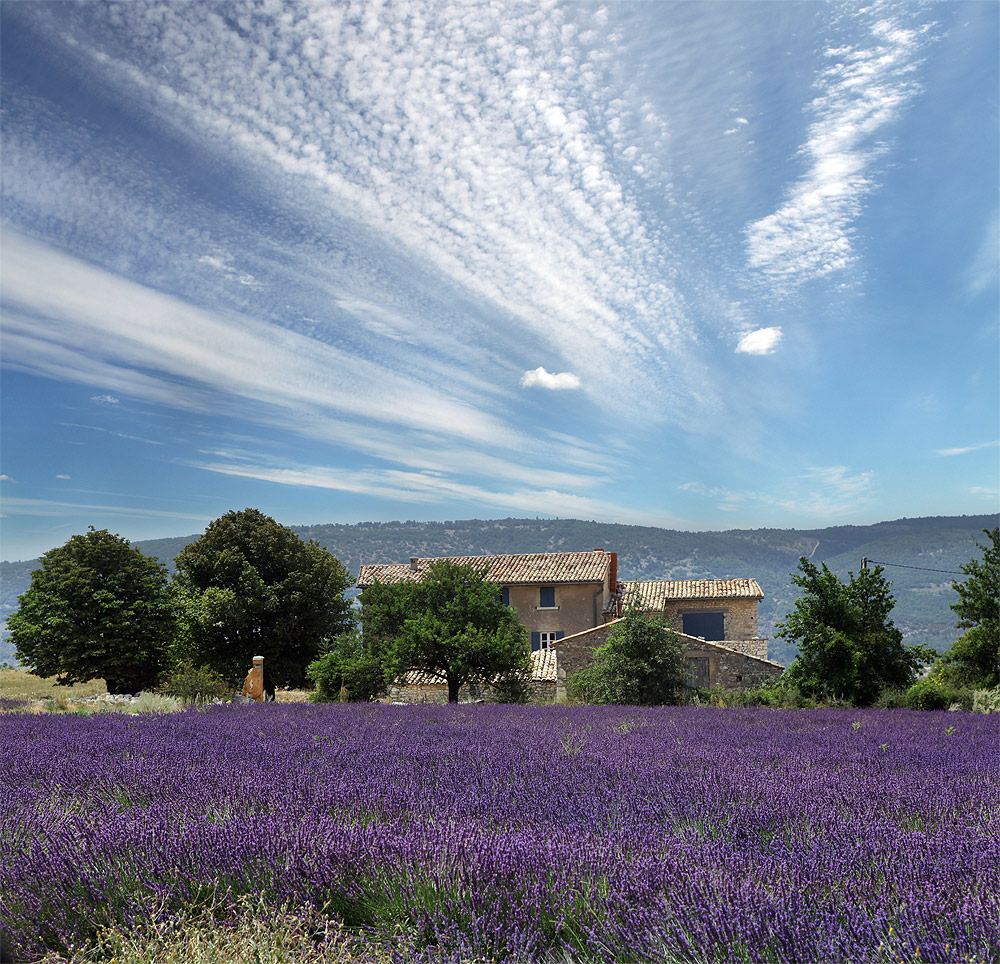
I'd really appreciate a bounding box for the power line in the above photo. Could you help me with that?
[863,559,963,575]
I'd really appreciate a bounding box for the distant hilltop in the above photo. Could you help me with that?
[2,514,996,667]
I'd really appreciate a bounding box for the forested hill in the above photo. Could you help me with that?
[2,514,996,667]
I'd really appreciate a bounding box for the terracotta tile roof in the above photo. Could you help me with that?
[358,551,613,588]
[393,648,555,686]
[623,579,764,608]
[529,647,557,682]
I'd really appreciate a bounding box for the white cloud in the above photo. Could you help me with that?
[56,474,71,480]
[735,327,783,355]
[0,475,15,482]
[520,367,582,391]
[745,15,929,291]
[90,394,119,405]
[965,211,999,299]
[936,440,1000,457]
[682,464,874,518]
[0,496,211,522]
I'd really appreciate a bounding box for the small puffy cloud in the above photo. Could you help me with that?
[91,394,119,405]
[736,327,783,355]
[521,367,582,390]
[56,474,71,480]
[0,474,14,482]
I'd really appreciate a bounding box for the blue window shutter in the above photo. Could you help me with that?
[501,587,509,606]
[555,631,564,641]
[539,586,555,607]
[531,632,541,651]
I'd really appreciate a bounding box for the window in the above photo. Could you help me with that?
[538,586,556,608]
[681,612,725,641]
[500,586,509,606]
[531,631,564,651]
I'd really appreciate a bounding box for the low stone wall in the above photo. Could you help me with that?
[386,679,556,705]
[683,640,784,689]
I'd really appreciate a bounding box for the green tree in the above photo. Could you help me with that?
[779,559,931,705]
[306,628,389,703]
[8,527,176,694]
[569,599,686,705]
[361,559,530,703]
[174,509,352,697]
[941,528,999,687]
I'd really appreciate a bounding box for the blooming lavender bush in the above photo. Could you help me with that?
[2,704,998,963]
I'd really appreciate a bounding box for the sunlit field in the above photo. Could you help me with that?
[2,704,997,963]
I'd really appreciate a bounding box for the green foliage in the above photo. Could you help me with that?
[7,528,176,694]
[695,680,819,709]
[174,509,353,697]
[779,559,931,706]
[904,679,954,711]
[306,630,388,703]
[361,559,530,703]
[158,660,231,703]
[570,601,685,706]
[943,528,999,688]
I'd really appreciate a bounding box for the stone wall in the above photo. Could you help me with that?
[386,679,556,705]
[682,637,784,689]
[554,619,783,700]
[662,596,760,641]
[554,622,618,700]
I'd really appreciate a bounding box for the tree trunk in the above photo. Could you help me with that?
[447,675,460,703]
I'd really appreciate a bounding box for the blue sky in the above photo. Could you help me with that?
[1,0,997,563]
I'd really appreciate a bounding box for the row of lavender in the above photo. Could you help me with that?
[2,704,998,963]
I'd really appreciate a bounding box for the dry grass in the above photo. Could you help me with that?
[275,687,312,703]
[0,667,107,701]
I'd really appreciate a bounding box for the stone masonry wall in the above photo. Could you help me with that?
[662,597,760,641]
[683,640,784,689]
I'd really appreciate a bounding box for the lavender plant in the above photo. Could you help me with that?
[2,705,997,963]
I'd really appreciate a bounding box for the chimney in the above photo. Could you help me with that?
[610,552,618,592]
[410,557,419,571]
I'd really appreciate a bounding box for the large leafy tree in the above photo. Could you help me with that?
[779,559,931,705]
[943,528,999,687]
[570,599,685,705]
[362,559,530,703]
[174,509,352,696]
[8,527,176,694]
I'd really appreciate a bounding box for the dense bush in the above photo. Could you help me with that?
[307,632,388,703]
[158,661,232,703]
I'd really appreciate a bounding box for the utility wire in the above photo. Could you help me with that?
[864,560,964,575]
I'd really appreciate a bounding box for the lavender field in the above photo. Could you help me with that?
[2,704,998,963]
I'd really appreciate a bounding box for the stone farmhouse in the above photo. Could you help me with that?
[356,549,783,703]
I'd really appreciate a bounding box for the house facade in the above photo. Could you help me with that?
[356,551,782,703]
[357,549,618,653]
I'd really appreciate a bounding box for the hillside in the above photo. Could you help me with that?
[2,514,996,667]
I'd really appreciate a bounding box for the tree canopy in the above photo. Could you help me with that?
[361,559,530,703]
[779,558,930,705]
[943,528,999,688]
[8,527,176,694]
[174,508,353,696]
[569,600,685,705]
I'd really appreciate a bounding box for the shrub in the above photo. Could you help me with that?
[972,686,1000,714]
[307,632,388,703]
[903,679,968,711]
[874,687,909,709]
[158,661,231,704]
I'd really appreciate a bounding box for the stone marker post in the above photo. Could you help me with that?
[242,655,265,702]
